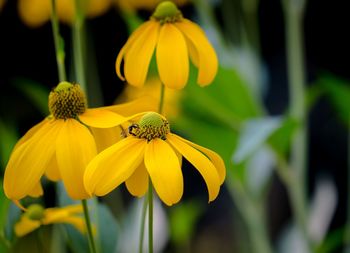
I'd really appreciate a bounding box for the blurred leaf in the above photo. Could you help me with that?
[0,181,9,231]
[318,74,350,124]
[4,203,21,241]
[182,66,262,128]
[0,120,18,170]
[97,204,119,253]
[12,78,49,116]
[233,117,283,164]
[268,117,298,156]
[306,84,325,111]
[316,227,346,253]
[169,201,203,246]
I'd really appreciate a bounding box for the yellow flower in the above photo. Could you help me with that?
[84,112,225,206]
[15,204,85,237]
[0,0,5,12]
[116,1,218,90]
[18,0,111,27]
[3,81,128,201]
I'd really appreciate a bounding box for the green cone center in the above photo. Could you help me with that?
[128,112,170,142]
[49,81,87,119]
[26,204,45,221]
[152,1,182,23]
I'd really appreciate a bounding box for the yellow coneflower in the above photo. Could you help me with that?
[18,0,111,27]
[15,204,85,237]
[116,1,218,90]
[84,112,225,206]
[3,81,128,201]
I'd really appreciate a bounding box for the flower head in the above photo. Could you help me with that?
[84,112,226,206]
[15,204,85,237]
[116,1,218,90]
[4,81,127,201]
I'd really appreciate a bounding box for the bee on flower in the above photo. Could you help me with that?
[116,1,218,90]
[84,112,226,206]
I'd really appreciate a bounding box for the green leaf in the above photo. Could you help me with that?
[316,227,346,253]
[318,74,350,125]
[0,120,19,170]
[169,201,203,246]
[12,78,49,116]
[233,117,283,164]
[0,181,10,232]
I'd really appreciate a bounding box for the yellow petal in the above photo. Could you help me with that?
[91,126,123,152]
[86,0,111,18]
[167,134,221,202]
[56,119,97,200]
[125,162,149,197]
[124,21,159,87]
[79,109,127,128]
[51,216,86,234]
[28,182,43,198]
[14,216,41,237]
[84,137,145,196]
[172,135,226,184]
[144,139,183,206]
[116,21,153,81]
[18,0,51,27]
[45,154,61,181]
[104,97,159,117]
[156,23,189,89]
[13,118,48,152]
[176,19,218,86]
[4,120,62,200]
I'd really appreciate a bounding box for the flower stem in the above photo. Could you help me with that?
[158,84,165,114]
[50,0,66,82]
[282,0,312,251]
[148,179,154,253]
[82,200,97,253]
[73,0,87,95]
[138,196,148,253]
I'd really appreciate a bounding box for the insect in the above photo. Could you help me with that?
[128,124,140,137]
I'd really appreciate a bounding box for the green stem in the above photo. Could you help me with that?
[158,84,165,114]
[283,0,312,251]
[0,231,10,250]
[50,0,66,82]
[138,197,148,253]
[148,179,154,253]
[73,0,87,94]
[82,200,97,253]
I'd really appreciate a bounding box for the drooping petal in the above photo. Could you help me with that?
[124,20,159,87]
[17,0,51,27]
[103,97,158,117]
[144,139,183,206]
[125,162,149,197]
[56,119,97,200]
[167,134,221,202]
[4,120,63,200]
[176,19,218,86]
[84,137,145,196]
[91,126,122,152]
[116,21,154,81]
[28,182,43,198]
[49,216,86,234]
[45,154,61,181]
[79,109,127,128]
[14,216,41,237]
[171,135,226,184]
[156,23,189,89]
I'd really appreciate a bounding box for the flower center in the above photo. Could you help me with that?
[48,81,87,119]
[128,112,170,142]
[152,1,183,24]
[26,204,45,221]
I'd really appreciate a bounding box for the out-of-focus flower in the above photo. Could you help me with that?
[116,77,182,117]
[0,0,6,12]
[3,81,128,201]
[15,204,85,237]
[84,112,226,206]
[115,0,189,12]
[18,0,111,27]
[116,1,218,90]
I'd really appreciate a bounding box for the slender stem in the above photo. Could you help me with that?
[283,0,312,251]
[0,231,10,250]
[148,179,154,253]
[158,84,165,115]
[73,0,87,94]
[50,0,66,82]
[138,197,148,253]
[82,200,97,253]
